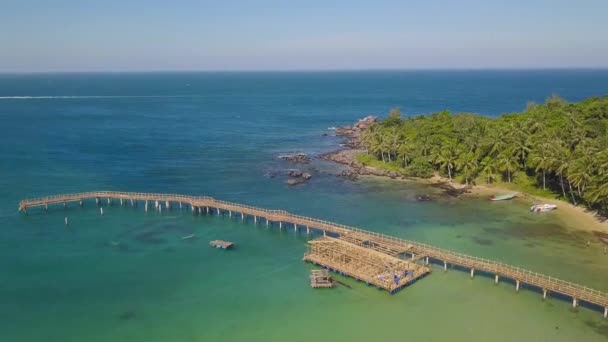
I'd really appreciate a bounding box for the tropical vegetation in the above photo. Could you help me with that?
[358,96,608,212]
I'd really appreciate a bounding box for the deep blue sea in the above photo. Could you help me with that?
[1,70,608,341]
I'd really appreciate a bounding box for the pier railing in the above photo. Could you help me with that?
[18,191,608,311]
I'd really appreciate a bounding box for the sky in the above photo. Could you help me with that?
[1,0,607,72]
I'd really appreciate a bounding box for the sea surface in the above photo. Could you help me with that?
[1,70,608,341]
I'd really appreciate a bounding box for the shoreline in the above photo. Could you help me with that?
[320,123,608,236]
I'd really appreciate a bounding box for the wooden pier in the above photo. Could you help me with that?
[18,191,608,317]
[305,236,430,292]
[309,269,334,288]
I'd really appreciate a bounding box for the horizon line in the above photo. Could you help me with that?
[2,67,608,74]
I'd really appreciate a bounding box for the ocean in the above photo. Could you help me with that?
[1,70,608,341]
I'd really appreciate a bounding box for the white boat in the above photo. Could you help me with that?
[530,204,557,212]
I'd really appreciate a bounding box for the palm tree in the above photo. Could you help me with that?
[456,152,479,185]
[529,145,553,190]
[550,144,570,200]
[397,142,414,167]
[417,135,432,159]
[586,178,608,207]
[434,144,458,181]
[497,149,518,183]
[479,157,498,184]
[509,122,531,168]
[485,129,508,157]
[569,154,595,197]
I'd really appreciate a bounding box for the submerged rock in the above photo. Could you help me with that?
[278,153,311,164]
[416,194,433,202]
[287,178,307,186]
[288,169,303,177]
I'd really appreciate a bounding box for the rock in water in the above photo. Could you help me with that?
[287,178,306,186]
[302,172,312,180]
[278,153,311,164]
[288,169,303,177]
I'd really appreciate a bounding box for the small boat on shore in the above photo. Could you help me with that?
[490,193,517,201]
[530,204,557,212]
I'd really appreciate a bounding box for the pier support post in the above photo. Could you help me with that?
[604,307,607,319]
[45,204,48,211]
[107,198,111,205]
[229,210,232,218]
[279,222,283,230]
[515,280,520,292]
[542,289,547,299]
[198,207,202,215]
[425,257,429,265]
[165,201,170,209]
[79,200,83,207]
[411,253,415,260]
[120,198,123,206]
[294,223,297,232]
[306,226,310,235]
[179,202,182,209]
[65,217,68,226]
[131,199,134,207]
[266,219,269,227]
[159,204,163,213]
[95,197,99,205]
[495,275,499,284]
[64,202,67,209]
[470,269,475,278]
[323,230,327,237]
[206,207,210,214]
[145,201,149,212]
[241,213,244,221]
[254,216,257,224]
[155,200,159,209]
[443,261,447,272]
[100,207,104,216]
[572,298,578,308]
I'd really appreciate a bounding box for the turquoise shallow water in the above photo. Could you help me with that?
[1,71,608,341]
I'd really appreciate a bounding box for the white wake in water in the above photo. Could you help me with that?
[0,95,197,99]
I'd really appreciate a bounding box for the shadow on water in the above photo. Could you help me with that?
[585,320,608,338]
[483,223,593,247]
[472,237,493,246]
[133,231,167,245]
[118,310,136,321]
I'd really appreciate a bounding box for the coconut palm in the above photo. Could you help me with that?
[497,149,518,183]
[479,157,498,184]
[456,151,479,185]
[433,144,459,181]
[529,145,553,190]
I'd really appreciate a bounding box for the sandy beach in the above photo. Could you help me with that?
[323,148,608,235]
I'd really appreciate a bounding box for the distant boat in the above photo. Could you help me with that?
[490,193,517,201]
[530,204,557,212]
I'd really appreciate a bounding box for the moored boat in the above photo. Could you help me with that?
[530,204,557,212]
[490,193,517,201]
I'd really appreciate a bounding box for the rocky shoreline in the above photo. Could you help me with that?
[319,116,472,196]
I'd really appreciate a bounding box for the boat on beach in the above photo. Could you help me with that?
[490,193,517,201]
[530,204,557,212]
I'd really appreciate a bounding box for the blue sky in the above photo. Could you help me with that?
[1,0,607,71]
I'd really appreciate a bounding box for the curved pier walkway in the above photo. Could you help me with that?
[19,191,608,317]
